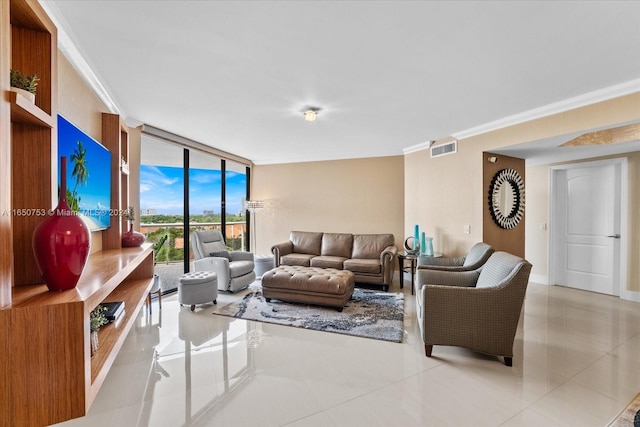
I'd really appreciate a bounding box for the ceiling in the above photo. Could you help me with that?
[43,1,640,165]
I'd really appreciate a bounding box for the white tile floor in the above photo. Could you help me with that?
[54,279,640,427]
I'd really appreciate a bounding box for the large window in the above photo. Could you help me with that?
[225,160,248,251]
[140,134,249,293]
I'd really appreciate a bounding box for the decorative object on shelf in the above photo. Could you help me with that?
[420,232,426,255]
[9,68,39,103]
[245,200,265,252]
[89,305,108,356]
[404,236,420,256]
[121,206,145,247]
[414,224,420,250]
[488,168,525,229]
[424,236,434,256]
[32,157,91,292]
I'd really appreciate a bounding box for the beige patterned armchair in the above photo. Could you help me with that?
[416,251,532,366]
[417,242,494,272]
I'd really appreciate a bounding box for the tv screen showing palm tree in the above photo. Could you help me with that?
[58,115,112,231]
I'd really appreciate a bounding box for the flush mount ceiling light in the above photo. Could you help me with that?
[302,107,320,122]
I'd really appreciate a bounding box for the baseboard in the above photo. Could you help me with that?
[529,274,550,285]
[620,288,640,303]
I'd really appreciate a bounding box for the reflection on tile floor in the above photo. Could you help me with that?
[54,281,640,427]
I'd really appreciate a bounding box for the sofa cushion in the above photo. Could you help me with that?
[281,253,315,267]
[290,231,323,256]
[321,233,353,258]
[343,258,381,274]
[311,256,347,269]
[351,234,394,259]
[229,260,254,278]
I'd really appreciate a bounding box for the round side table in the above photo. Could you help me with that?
[398,251,419,295]
[398,252,442,295]
[254,255,275,278]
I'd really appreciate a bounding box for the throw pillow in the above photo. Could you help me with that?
[209,250,232,260]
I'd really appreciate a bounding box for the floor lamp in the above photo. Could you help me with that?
[245,200,264,253]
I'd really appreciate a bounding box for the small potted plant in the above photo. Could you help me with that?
[90,305,108,356]
[10,69,39,103]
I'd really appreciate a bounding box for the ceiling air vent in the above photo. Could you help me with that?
[430,140,457,158]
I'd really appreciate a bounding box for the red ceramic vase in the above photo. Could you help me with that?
[122,223,145,247]
[32,157,91,291]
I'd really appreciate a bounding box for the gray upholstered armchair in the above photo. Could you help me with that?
[417,242,494,272]
[191,229,256,292]
[416,251,532,366]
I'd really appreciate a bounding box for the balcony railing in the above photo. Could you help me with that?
[140,220,247,293]
[140,220,247,264]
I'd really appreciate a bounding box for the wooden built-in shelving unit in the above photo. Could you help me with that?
[102,113,130,250]
[9,245,154,426]
[9,90,55,127]
[0,1,152,426]
[9,0,57,287]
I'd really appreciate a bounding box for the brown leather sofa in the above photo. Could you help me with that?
[271,231,397,291]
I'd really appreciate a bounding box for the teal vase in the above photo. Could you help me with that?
[425,237,434,257]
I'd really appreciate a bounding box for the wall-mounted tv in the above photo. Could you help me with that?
[58,115,111,231]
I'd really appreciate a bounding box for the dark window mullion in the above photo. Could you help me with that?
[183,148,189,273]
[221,159,226,242]
[245,166,251,252]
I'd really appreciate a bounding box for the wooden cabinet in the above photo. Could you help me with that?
[8,245,154,426]
[0,1,152,425]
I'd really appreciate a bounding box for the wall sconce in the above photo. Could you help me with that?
[487,156,498,163]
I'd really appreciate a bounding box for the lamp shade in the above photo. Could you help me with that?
[245,200,265,212]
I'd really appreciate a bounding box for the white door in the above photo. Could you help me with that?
[553,162,621,295]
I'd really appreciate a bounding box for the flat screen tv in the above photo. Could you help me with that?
[57,115,111,231]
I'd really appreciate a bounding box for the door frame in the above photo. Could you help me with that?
[548,157,628,298]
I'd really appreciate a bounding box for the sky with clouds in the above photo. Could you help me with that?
[140,165,246,215]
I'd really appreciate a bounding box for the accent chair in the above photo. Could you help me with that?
[416,251,532,366]
[191,229,256,292]
[417,241,494,272]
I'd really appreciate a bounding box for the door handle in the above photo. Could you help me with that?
[607,234,621,239]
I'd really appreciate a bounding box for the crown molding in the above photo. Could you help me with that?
[403,140,434,155]
[403,79,640,154]
[452,79,640,141]
[39,0,123,116]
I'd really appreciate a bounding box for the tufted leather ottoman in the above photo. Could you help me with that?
[261,266,355,311]
[179,271,218,311]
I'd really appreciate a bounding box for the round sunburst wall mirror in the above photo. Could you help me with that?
[488,168,525,229]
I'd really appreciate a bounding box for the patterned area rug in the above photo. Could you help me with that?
[211,288,404,343]
[608,392,640,427]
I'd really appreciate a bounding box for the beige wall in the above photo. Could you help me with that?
[58,53,109,252]
[252,156,404,256]
[628,152,640,292]
[404,142,484,257]
[129,127,142,230]
[405,93,640,294]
